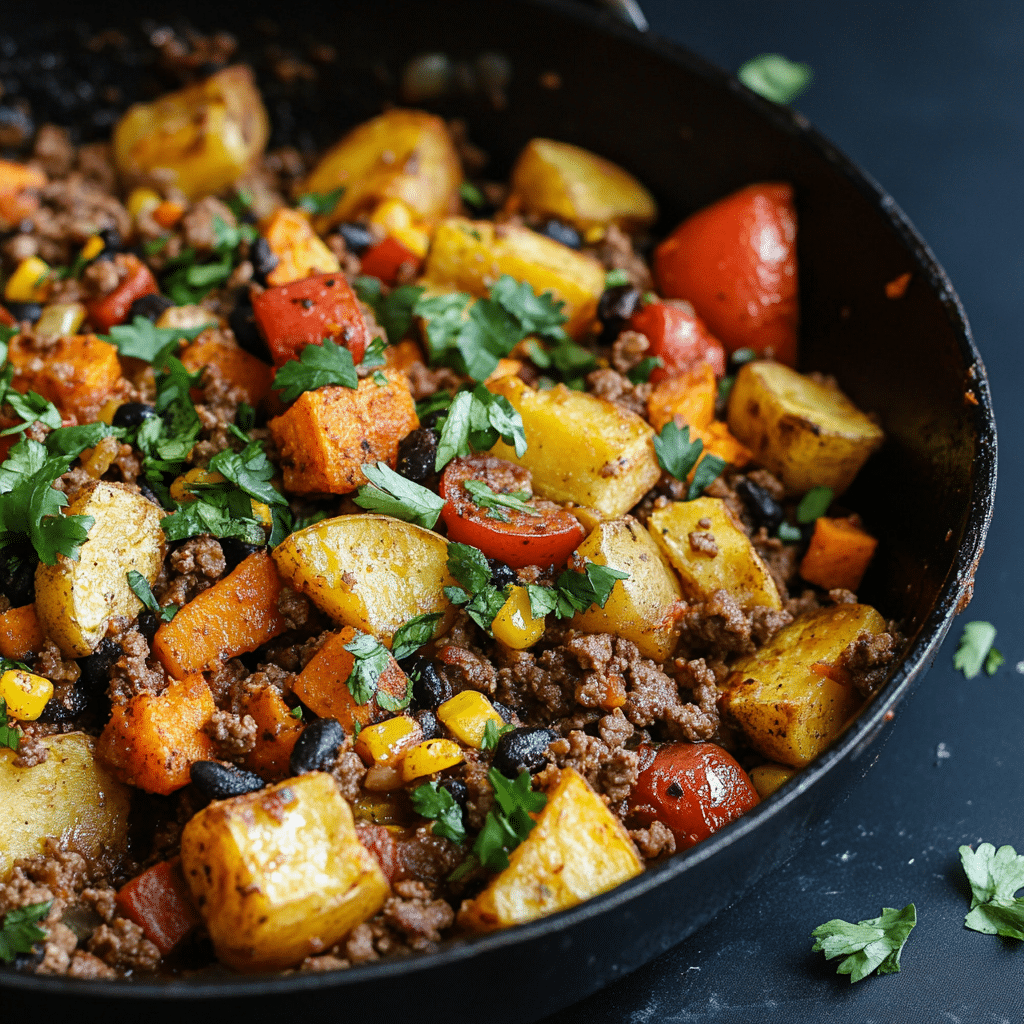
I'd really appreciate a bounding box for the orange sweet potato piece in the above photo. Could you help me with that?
[647,362,717,433]
[180,335,274,407]
[240,687,304,780]
[153,551,288,678]
[97,673,216,794]
[268,368,418,495]
[261,207,340,286]
[0,604,45,661]
[293,626,410,733]
[691,420,752,479]
[384,339,427,373]
[0,160,46,225]
[799,516,878,591]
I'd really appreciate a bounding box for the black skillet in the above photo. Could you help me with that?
[0,1,995,1020]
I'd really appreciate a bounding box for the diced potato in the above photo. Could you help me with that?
[719,603,888,767]
[487,375,660,518]
[272,514,457,647]
[749,762,800,799]
[260,207,340,286]
[2,732,132,881]
[268,369,418,495]
[35,483,165,658]
[570,518,681,662]
[647,497,781,612]
[423,218,605,338]
[726,361,885,496]
[459,768,642,931]
[303,109,461,231]
[180,773,390,972]
[113,65,270,201]
[508,138,657,232]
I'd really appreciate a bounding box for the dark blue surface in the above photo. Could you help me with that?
[543,3,1023,1021]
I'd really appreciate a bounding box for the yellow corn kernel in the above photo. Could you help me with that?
[127,187,162,222]
[80,235,106,262]
[81,435,123,480]
[369,199,430,258]
[351,792,412,827]
[491,585,546,651]
[0,669,53,721]
[170,468,227,504]
[97,398,123,426]
[583,225,606,244]
[749,763,800,800]
[437,689,506,749]
[354,714,422,766]
[5,256,50,303]
[400,738,464,782]
[34,301,87,342]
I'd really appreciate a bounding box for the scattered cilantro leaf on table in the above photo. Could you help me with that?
[272,339,359,402]
[953,621,1002,680]
[959,843,1024,939]
[410,781,467,844]
[353,462,446,529]
[738,53,813,104]
[433,384,527,472]
[0,900,53,964]
[811,903,917,983]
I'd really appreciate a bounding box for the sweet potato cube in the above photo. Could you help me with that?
[0,159,47,226]
[268,369,418,495]
[646,362,717,432]
[180,772,390,972]
[97,674,216,795]
[153,550,287,678]
[0,604,45,661]
[240,687,304,780]
[260,207,340,286]
[799,516,878,592]
[459,768,642,931]
[180,335,274,407]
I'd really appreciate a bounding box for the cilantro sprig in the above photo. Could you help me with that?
[353,277,425,345]
[796,486,834,524]
[473,768,547,872]
[960,843,1024,939]
[296,187,345,218]
[0,695,21,751]
[481,718,514,751]
[433,385,527,472]
[811,903,917,983]
[342,630,413,712]
[0,365,63,438]
[272,339,359,402]
[161,216,256,305]
[353,462,446,529]
[444,542,510,632]
[0,900,53,964]
[463,479,538,522]
[100,317,207,365]
[653,421,726,500]
[953,621,1003,680]
[126,570,177,623]
[391,612,443,661]
[410,781,467,844]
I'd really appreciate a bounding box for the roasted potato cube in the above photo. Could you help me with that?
[260,207,341,286]
[487,375,661,518]
[508,138,657,232]
[272,514,457,647]
[2,732,132,881]
[180,773,390,972]
[34,482,165,657]
[570,518,681,662]
[647,497,782,612]
[303,109,461,231]
[726,361,885,496]
[719,603,888,767]
[113,65,270,201]
[423,218,605,338]
[459,768,642,931]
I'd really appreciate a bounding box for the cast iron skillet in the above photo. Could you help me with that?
[0,1,996,1020]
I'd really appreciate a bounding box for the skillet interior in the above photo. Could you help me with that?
[0,1,995,1020]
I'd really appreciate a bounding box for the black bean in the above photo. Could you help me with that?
[190,761,266,801]
[0,104,34,148]
[4,301,41,324]
[597,284,642,327]
[136,610,160,644]
[492,727,558,777]
[487,559,517,589]
[540,219,582,249]
[228,290,272,362]
[395,428,439,485]
[98,226,122,253]
[250,236,279,286]
[37,684,90,723]
[126,293,172,323]
[415,708,442,740]
[403,656,452,709]
[735,477,785,533]
[111,402,156,428]
[289,717,345,775]
[220,537,265,573]
[439,777,468,808]
[0,546,36,608]
[336,222,374,255]
[78,638,120,694]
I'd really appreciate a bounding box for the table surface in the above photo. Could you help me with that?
[542,2,1023,1022]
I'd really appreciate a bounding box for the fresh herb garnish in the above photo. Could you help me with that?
[796,486,834,524]
[126,569,177,622]
[777,521,803,543]
[342,630,392,706]
[0,365,62,436]
[353,277,425,345]
[290,705,303,720]
[433,384,527,472]
[444,541,511,633]
[353,462,446,529]
[459,181,486,209]
[372,371,388,386]
[44,423,116,460]
[0,900,53,965]
[626,355,662,385]
[160,216,256,304]
[271,339,359,402]
[551,561,629,615]
[473,768,547,872]
[738,53,813,105]
[410,781,468,844]
[959,842,1024,939]
[953,621,1002,680]
[481,718,514,751]
[810,903,917,983]
[391,612,444,662]
[653,421,727,500]
[604,268,630,289]
[463,479,538,522]
[296,186,346,218]
[0,696,20,751]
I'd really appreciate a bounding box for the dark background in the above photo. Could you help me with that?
[542,2,1023,1022]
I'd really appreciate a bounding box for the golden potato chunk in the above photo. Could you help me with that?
[113,66,270,201]
[647,497,782,612]
[487,375,661,518]
[726,361,885,496]
[509,138,657,232]
[180,773,390,972]
[272,513,456,647]
[35,482,165,657]
[2,733,131,881]
[459,768,642,931]
[719,603,888,767]
[303,108,461,231]
[423,218,605,338]
[570,518,681,662]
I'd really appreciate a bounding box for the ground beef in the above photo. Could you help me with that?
[610,329,650,375]
[585,367,651,417]
[437,644,499,696]
[157,536,227,607]
[181,196,237,251]
[689,529,719,556]
[86,917,161,973]
[630,820,677,860]
[495,644,578,721]
[837,630,900,697]
[462,756,495,830]
[677,589,755,660]
[829,588,858,605]
[107,627,166,703]
[785,588,821,619]
[330,748,367,802]
[32,123,74,176]
[549,714,640,805]
[404,360,464,402]
[751,527,800,599]
[278,586,312,630]
[204,708,258,757]
[36,638,81,686]
[380,879,454,948]
[750,605,794,646]
[80,252,123,297]
[392,827,464,887]
[592,223,652,290]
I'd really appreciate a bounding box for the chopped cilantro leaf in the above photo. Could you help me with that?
[985,646,1005,675]
[553,561,628,615]
[342,630,392,705]
[730,347,758,366]
[433,384,527,472]
[604,268,630,288]
[0,900,53,964]
[738,53,813,105]
[777,521,803,543]
[481,718,514,751]
[953,621,1000,680]
[444,541,509,633]
[372,371,388,386]
[376,676,414,714]
[463,479,539,518]
[718,375,736,404]
[459,181,486,209]
[101,316,206,365]
[296,186,346,218]
[353,277,426,344]
[207,439,287,509]
[959,842,1024,939]
[44,423,115,460]
[410,781,467,844]
[525,583,559,619]
[811,903,916,983]
[627,355,662,384]
[391,612,444,662]
[0,696,20,751]
[353,462,446,529]
[290,705,303,720]
[126,570,177,622]
[143,235,170,256]
[653,421,726,498]
[473,768,547,872]
[688,453,728,501]
[272,339,359,402]
[796,486,834,524]
[161,495,265,547]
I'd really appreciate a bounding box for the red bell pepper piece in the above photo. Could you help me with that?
[439,454,585,569]
[115,857,202,955]
[0,304,15,327]
[85,253,159,333]
[359,236,422,286]
[629,300,726,381]
[654,182,798,366]
[251,271,369,367]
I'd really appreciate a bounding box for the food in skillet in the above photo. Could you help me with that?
[0,50,898,977]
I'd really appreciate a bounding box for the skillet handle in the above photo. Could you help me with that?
[589,0,649,32]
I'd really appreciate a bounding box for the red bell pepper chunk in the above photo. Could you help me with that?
[358,236,422,286]
[115,857,202,955]
[654,182,798,366]
[85,253,159,333]
[629,300,726,381]
[439,454,585,569]
[251,271,369,367]
[0,304,15,327]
